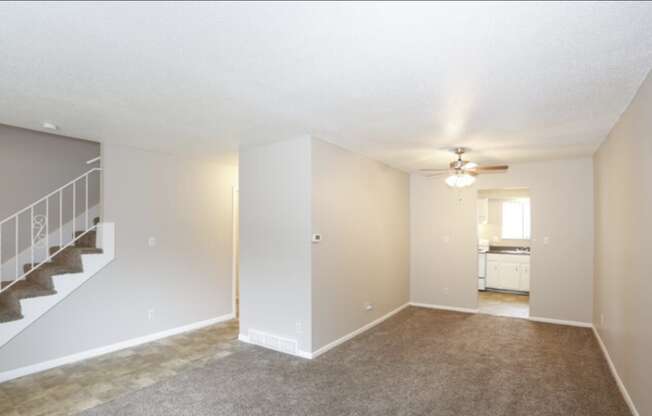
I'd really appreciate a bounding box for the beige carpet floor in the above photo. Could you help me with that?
[82,307,630,416]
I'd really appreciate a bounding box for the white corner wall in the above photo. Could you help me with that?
[593,69,652,416]
[410,158,594,323]
[311,138,409,352]
[239,137,410,357]
[238,137,313,354]
[0,144,237,373]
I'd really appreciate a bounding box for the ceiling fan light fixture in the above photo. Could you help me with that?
[445,172,476,188]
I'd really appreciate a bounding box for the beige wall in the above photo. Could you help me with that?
[411,158,594,323]
[594,70,652,416]
[0,144,237,372]
[311,139,409,351]
[238,137,313,354]
[477,188,530,247]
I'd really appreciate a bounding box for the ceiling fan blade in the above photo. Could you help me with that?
[461,161,478,170]
[470,165,509,173]
[419,168,450,172]
[424,172,449,177]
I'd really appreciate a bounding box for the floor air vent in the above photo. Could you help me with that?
[248,330,298,355]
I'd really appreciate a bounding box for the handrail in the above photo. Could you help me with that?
[0,167,102,293]
[0,225,98,294]
[0,168,102,227]
[86,156,101,165]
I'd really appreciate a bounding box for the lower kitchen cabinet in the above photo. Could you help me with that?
[487,261,500,288]
[486,254,530,292]
[499,262,521,290]
[519,264,530,291]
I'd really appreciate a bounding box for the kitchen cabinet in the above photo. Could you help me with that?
[519,264,530,291]
[486,253,530,292]
[499,262,520,289]
[486,261,500,288]
[477,198,489,225]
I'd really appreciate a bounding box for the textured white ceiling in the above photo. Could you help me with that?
[1,2,651,170]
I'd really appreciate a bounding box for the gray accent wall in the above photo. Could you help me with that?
[0,124,100,220]
[411,158,594,323]
[311,139,409,351]
[0,125,101,279]
[594,70,652,416]
[0,143,237,372]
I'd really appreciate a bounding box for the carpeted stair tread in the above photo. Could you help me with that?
[1,279,56,300]
[24,262,78,276]
[49,245,100,254]
[74,230,97,248]
[1,222,102,325]
[0,295,23,323]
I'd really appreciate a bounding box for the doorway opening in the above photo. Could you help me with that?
[477,188,531,318]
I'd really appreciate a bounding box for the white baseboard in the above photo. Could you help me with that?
[592,326,639,416]
[0,313,234,383]
[410,302,479,314]
[309,302,410,359]
[411,303,593,329]
[528,316,592,328]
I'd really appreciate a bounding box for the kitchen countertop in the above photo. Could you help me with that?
[485,246,531,256]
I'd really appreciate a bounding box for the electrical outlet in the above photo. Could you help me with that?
[148,237,157,247]
[148,309,155,320]
[543,236,550,245]
[443,287,450,295]
[364,302,374,311]
[600,313,605,327]
[295,321,303,334]
[442,236,450,244]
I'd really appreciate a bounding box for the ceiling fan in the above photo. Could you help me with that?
[419,147,508,188]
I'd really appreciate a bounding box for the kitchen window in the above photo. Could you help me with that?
[501,199,531,240]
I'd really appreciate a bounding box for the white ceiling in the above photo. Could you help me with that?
[1,2,651,170]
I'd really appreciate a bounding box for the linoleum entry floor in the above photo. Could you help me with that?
[0,320,240,416]
[81,307,628,416]
[478,290,530,318]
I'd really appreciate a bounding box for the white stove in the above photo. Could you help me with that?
[478,240,489,290]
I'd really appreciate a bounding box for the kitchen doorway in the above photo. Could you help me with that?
[476,188,531,318]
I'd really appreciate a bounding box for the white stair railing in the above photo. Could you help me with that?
[0,167,102,294]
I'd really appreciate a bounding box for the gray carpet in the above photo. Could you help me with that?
[82,307,630,415]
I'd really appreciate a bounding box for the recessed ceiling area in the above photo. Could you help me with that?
[1,2,651,170]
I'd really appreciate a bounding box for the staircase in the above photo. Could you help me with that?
[0,168,115,348]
